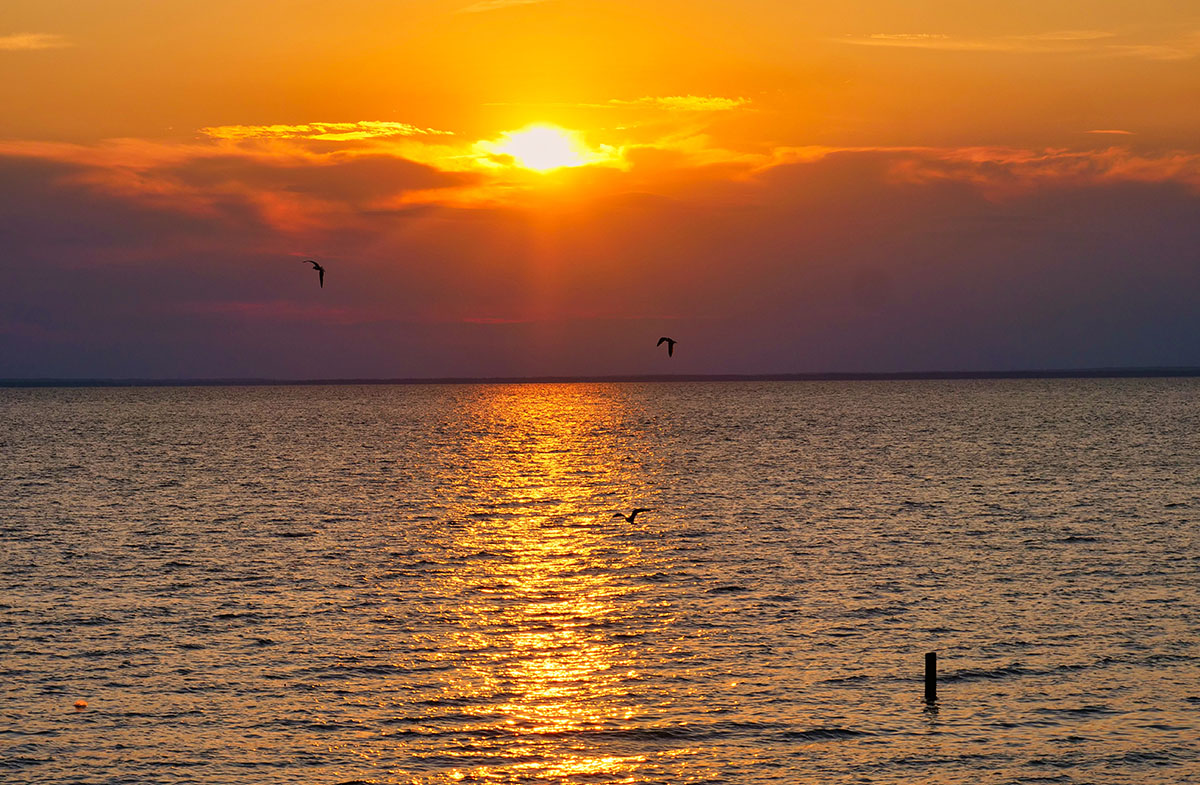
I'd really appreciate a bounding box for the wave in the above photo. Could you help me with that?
[1035,704,1116,717]
[820,673,871,685]
[779,727,872,741]
[1103,747,1194,765]
[843,604,909,619]
[941,663,1032,683]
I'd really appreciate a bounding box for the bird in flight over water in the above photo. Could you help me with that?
[303,259,325,288]
[614,508,653,522]
[657,337,676,357]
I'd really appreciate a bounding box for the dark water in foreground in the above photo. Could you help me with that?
[1,380,1198,784]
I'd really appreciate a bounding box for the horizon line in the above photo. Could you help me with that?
[4,366,1200,388]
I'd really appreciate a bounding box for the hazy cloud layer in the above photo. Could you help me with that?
[3,136,1200,378]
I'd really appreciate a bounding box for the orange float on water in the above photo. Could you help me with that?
[74,700,88,710]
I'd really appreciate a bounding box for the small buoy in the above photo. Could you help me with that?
[74,700,88,710]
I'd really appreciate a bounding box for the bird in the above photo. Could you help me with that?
[613,508,652,523]
[303,259,325,288]
[657,336,676,357]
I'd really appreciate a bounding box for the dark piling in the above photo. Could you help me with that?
[925,651,937,702]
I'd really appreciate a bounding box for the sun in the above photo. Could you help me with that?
[482,124,593,172]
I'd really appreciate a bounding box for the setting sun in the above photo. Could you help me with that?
[481,124,593,172]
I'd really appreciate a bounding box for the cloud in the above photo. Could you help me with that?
[765,145,1200,197]
[201,121,454,141]
[0,132,484,239]
[1016,30,1116,42]
[866,33,951,43]
[842,33,1007,52]
[1105,35,1200,62]
[167,154,476,204]
[0,154,241,255]
[608,95,752,111]
[457,0,550,13]
[484,95,752,115]
[0,33,70,51]
[840,29,1200,60]
[8,129,1200,224]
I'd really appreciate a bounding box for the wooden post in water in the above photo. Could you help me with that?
[924,651,937,703]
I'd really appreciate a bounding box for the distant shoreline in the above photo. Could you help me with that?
[4,367,1200,388]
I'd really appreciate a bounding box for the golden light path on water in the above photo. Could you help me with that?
[420,385,665,780]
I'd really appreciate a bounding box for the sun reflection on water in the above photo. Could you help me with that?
[420,385,663,780]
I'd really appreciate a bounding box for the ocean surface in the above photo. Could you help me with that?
[1,380,1198,784]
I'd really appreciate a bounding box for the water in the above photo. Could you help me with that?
[1,380,1197,784]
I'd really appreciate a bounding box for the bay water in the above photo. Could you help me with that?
[2,380,1197,783]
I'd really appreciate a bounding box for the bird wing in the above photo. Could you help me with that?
[657,337,671,346]
[318,269,324,287]
[632,508,652,515]
[303,260,317,268]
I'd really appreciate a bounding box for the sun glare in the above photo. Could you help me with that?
[481,125,594,172]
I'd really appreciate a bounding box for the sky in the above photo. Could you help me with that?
[2,0,1199,379]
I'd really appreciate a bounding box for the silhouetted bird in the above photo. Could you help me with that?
[657,336,676,357]
[614,508,652,522]
[303,259,325,288]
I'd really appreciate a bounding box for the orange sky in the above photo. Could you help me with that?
[2,1,1200,377]
[5,0,1199,145]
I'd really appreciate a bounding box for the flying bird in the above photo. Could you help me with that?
[657,336,676,357]
[614,508,653,523]
[303,259,325,288]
